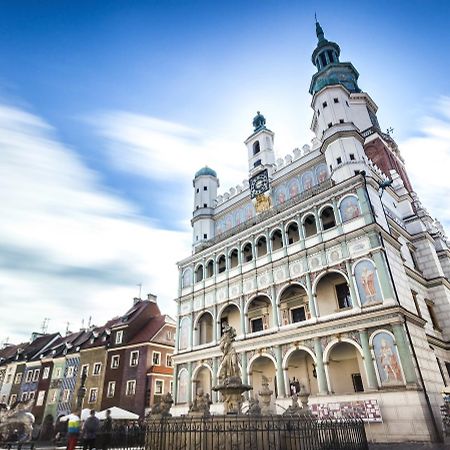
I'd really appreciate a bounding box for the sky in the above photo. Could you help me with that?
[0,0,449,343]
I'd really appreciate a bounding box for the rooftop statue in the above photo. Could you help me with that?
[252,111,266,132]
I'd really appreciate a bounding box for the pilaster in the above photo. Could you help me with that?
[359,329,378,390]
[392,323,417,385]
[276,345,286,397]
[314,337,328,394]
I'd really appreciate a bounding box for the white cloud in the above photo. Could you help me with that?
[0,104,190,342]
[90,111,249,194]
[400,96,450,229]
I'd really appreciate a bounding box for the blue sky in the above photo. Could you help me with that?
[0,1,449,342]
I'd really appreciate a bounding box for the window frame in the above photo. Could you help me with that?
[152,351,161,366]
[25,370,33,383]
[115,330,123,344]
[32,369,40,382]
[126,379,136,396]
[14,372,23,384]
[166,354,172,367]
[42,367,50,380]
[111,355,120,369]
[107,381,116,398]
[154,379,164,395]
[92,362,102,376]
[88,387,98,404]
[130,350,139,367]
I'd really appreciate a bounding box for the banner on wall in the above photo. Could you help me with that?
[310,399,383,423]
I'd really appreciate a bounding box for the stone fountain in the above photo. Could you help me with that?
[212,324,252,414]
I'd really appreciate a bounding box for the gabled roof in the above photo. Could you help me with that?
[21,333,60,362]
[80,317,121,350]
[112,299,160,328]
[127,314,166,345]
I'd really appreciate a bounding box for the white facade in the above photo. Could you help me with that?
[173,23,450,443]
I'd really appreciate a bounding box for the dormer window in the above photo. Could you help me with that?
[115,330,123,344]
[253,140,260,155]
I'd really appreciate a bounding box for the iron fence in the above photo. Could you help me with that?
[146,415,368,450]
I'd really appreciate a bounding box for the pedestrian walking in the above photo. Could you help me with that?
[82,409,100,450]
[101,409,113,450]
[66,411,81,450]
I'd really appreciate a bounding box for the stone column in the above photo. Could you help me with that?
[332,198,343,233]
[173,364,179,403]
[359,329,378,390]
[239,296,246,337]
[296,215,306,250]
[314,337,328,394]
[265,228,272,262]
[189,312,194,350]
[281,221,288,256]
[372,251,396,300]
[345,260,359,307]
[240,351,248,385]
[187,361,193,404]
[306,273,317,318]
[213,304,218,345]
[212,357,218,402]
[392,323,417,384]
[356,186,373,225]
[271,285,279,328]
[276,345,286,397]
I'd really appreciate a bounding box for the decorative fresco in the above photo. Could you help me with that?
[339,195,361,222]
[354,260,383,305]
[214,163,330,235]
[182,268,192,288]
[372,332,403,385]
[179,317,190,350]
[177,370,188,403]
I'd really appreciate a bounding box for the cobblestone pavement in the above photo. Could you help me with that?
[369,443,450,449]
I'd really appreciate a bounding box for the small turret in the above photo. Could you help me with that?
[191,166,219,250]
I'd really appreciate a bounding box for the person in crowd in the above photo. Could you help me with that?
[66,411,81,450]
[82,409,100,450]
[101,409,113,450]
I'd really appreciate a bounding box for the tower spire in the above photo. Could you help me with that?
[315,17,325,42]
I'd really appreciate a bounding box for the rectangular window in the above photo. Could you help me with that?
[352,373,364,392]
[21,392,28,402]
[50,390,58,404]
[349,153,355,161]
[170,381,174,394]
[152,352,161,366]
[126,380,136,396]
[196,188,199,193]
[6,374,12,384]
[203,203,207,208]
[93,362,102,375]
[1,395,6,403]
[166,354,173,367]
[81,364,89,377]
[42,367,50,380]
[322,101,328,108]
[28,391,35,400]
[203,186,207,191]
[251,318,264,333]
[25,370,33,383]
[62,389,70,403]
[336,283,352,309]
[426,300,441,331]
[254,159,262,168]
[155,380,163,395]
[291,306,306,323]
[66,366,74,378]
[88,388,98,403]
[36,390,45,406]
[111,355,120,369]
[333,98,339,103]
[55,368,62,378]
[32,369,40,382]
[107,381,116,398]
[115,330,123,344]
[336,157,342,165]
[130,351,139,367]
[203,233,207,239]
[9,394,17,405]
[14,373,23,384]
[339,119,344,124]
[328,122,333,128]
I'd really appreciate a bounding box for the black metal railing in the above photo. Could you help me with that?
[145,415,368,450]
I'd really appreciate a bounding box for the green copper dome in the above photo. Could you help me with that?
[195,166,217,178]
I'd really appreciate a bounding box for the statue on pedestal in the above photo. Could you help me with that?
[188,388,211,417]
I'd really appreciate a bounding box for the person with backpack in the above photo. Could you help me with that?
[82,409,100,450]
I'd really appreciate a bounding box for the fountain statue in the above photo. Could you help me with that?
[212,324,252,414]
[188,388,211,417]
[0,399,35,442]
[258,375,274,414]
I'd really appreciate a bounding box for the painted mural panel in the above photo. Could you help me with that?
[301,171,314,191]
[182,269,192,288]
[275,186,287,206]
[315,164,328,183]
[287,178,300,198]
[179,317,190,350]
[339,196,361,222]
[177,370,188,403]
[354,260,383,305]
[373,332,403,385]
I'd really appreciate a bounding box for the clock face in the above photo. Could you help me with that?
[249,169,270,199]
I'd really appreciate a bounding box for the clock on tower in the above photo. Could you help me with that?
[249,169,270,199]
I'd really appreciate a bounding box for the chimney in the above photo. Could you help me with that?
[147,293,157,303]
[133,297,141,306]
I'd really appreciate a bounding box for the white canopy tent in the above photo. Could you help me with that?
[59,408,91,422]
[96,406,139,420]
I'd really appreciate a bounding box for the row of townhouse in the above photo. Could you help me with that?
[0,296,175,436]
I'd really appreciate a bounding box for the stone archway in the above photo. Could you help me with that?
[248,355,277,402]
[193,365,212,397]
[315,271,352,317]
[284,349,318,396]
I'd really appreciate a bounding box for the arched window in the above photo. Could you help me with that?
[256,236,267,257]
[177,370,189,403]
[242,243,253,263]
[303,214,317,238]
[229,249,239,268]
[179,317,190,350]
[253,140,260,155]
[206,260,214,278]
[196,313,213,345]
[195,265,204,283]
[286,222,300,244]
[320,206,336,230]
[271,229,284,251]
[217,255,226,274]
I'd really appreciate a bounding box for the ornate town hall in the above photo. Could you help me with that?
[172,22,450,442]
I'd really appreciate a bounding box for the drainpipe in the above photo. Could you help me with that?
[360,171,441,441]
